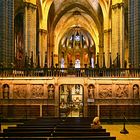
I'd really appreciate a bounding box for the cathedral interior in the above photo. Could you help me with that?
[0,0,140,121]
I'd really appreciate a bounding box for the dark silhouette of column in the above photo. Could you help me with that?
[51,52,54,68]
[109,52,112,68]
[103,52,106,68]
[37,52,40,68]
[44,51,48,68]
[117,53,120,68]
[30,51,34,68]
[24,52,28,68]
[96,53,99,68]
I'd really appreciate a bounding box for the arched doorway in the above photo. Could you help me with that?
[59,84,84,117]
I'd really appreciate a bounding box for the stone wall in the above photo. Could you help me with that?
[0,77,140,119]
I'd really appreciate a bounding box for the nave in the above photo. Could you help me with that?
[0,117,140,140]
[0,117,116,140]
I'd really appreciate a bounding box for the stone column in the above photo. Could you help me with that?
[38,29,47,67]
[84,83,88,117]
[99,45,103,68]
[24,4,27,56]
[104,29,112,68]
[54,54,58,67]
[54,82,59,117]
[24,2,37,67]
[112,2,125,68]
[40,104,42,117]
[128,0,140,67]
[0,0,14,67]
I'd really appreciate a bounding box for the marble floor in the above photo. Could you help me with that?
[1,123,140,140]
[103,124,140,140]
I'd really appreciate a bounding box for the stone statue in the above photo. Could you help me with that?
[48,84,55,99]
[88,85,94,99]
[133,84,139,99]
[3,84,9,99]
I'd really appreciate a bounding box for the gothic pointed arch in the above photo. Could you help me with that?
[47,0,104,67]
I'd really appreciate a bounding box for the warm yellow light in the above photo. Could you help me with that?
[23,0,36,5]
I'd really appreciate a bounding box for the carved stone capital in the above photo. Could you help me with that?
[104,28,112,33]
[24,2,37,10]
[98,45,103,48]
[112,2,124,10]
[39,29,48,35]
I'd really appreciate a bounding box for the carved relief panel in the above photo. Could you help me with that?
[30,84,44,99]
[98,85,112,99]
[115,85,129,99]
[13,84,27,99]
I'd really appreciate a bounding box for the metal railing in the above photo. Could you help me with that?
[0,67,140,78]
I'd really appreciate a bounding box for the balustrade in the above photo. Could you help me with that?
[0,67,140,78]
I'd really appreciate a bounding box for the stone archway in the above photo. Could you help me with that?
[47,0,104,67]
[58,27,96,68]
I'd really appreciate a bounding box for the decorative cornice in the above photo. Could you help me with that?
[112,2,124,10]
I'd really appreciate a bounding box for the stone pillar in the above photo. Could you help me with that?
[24,4,28,56]
[54,54,58,67]
[47,33,54,68]
[97,105,100,117]
[40,104,42,117]
[129,0,140,67]
[99,45,103,68]
[54,82,59,117]
[133,0,140,68]
[38,29,47,67]
[112,1,125,68]
[104,29,112,68]
[84,83,88,117]
[24,2,37,67]
[0,0,14,67]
